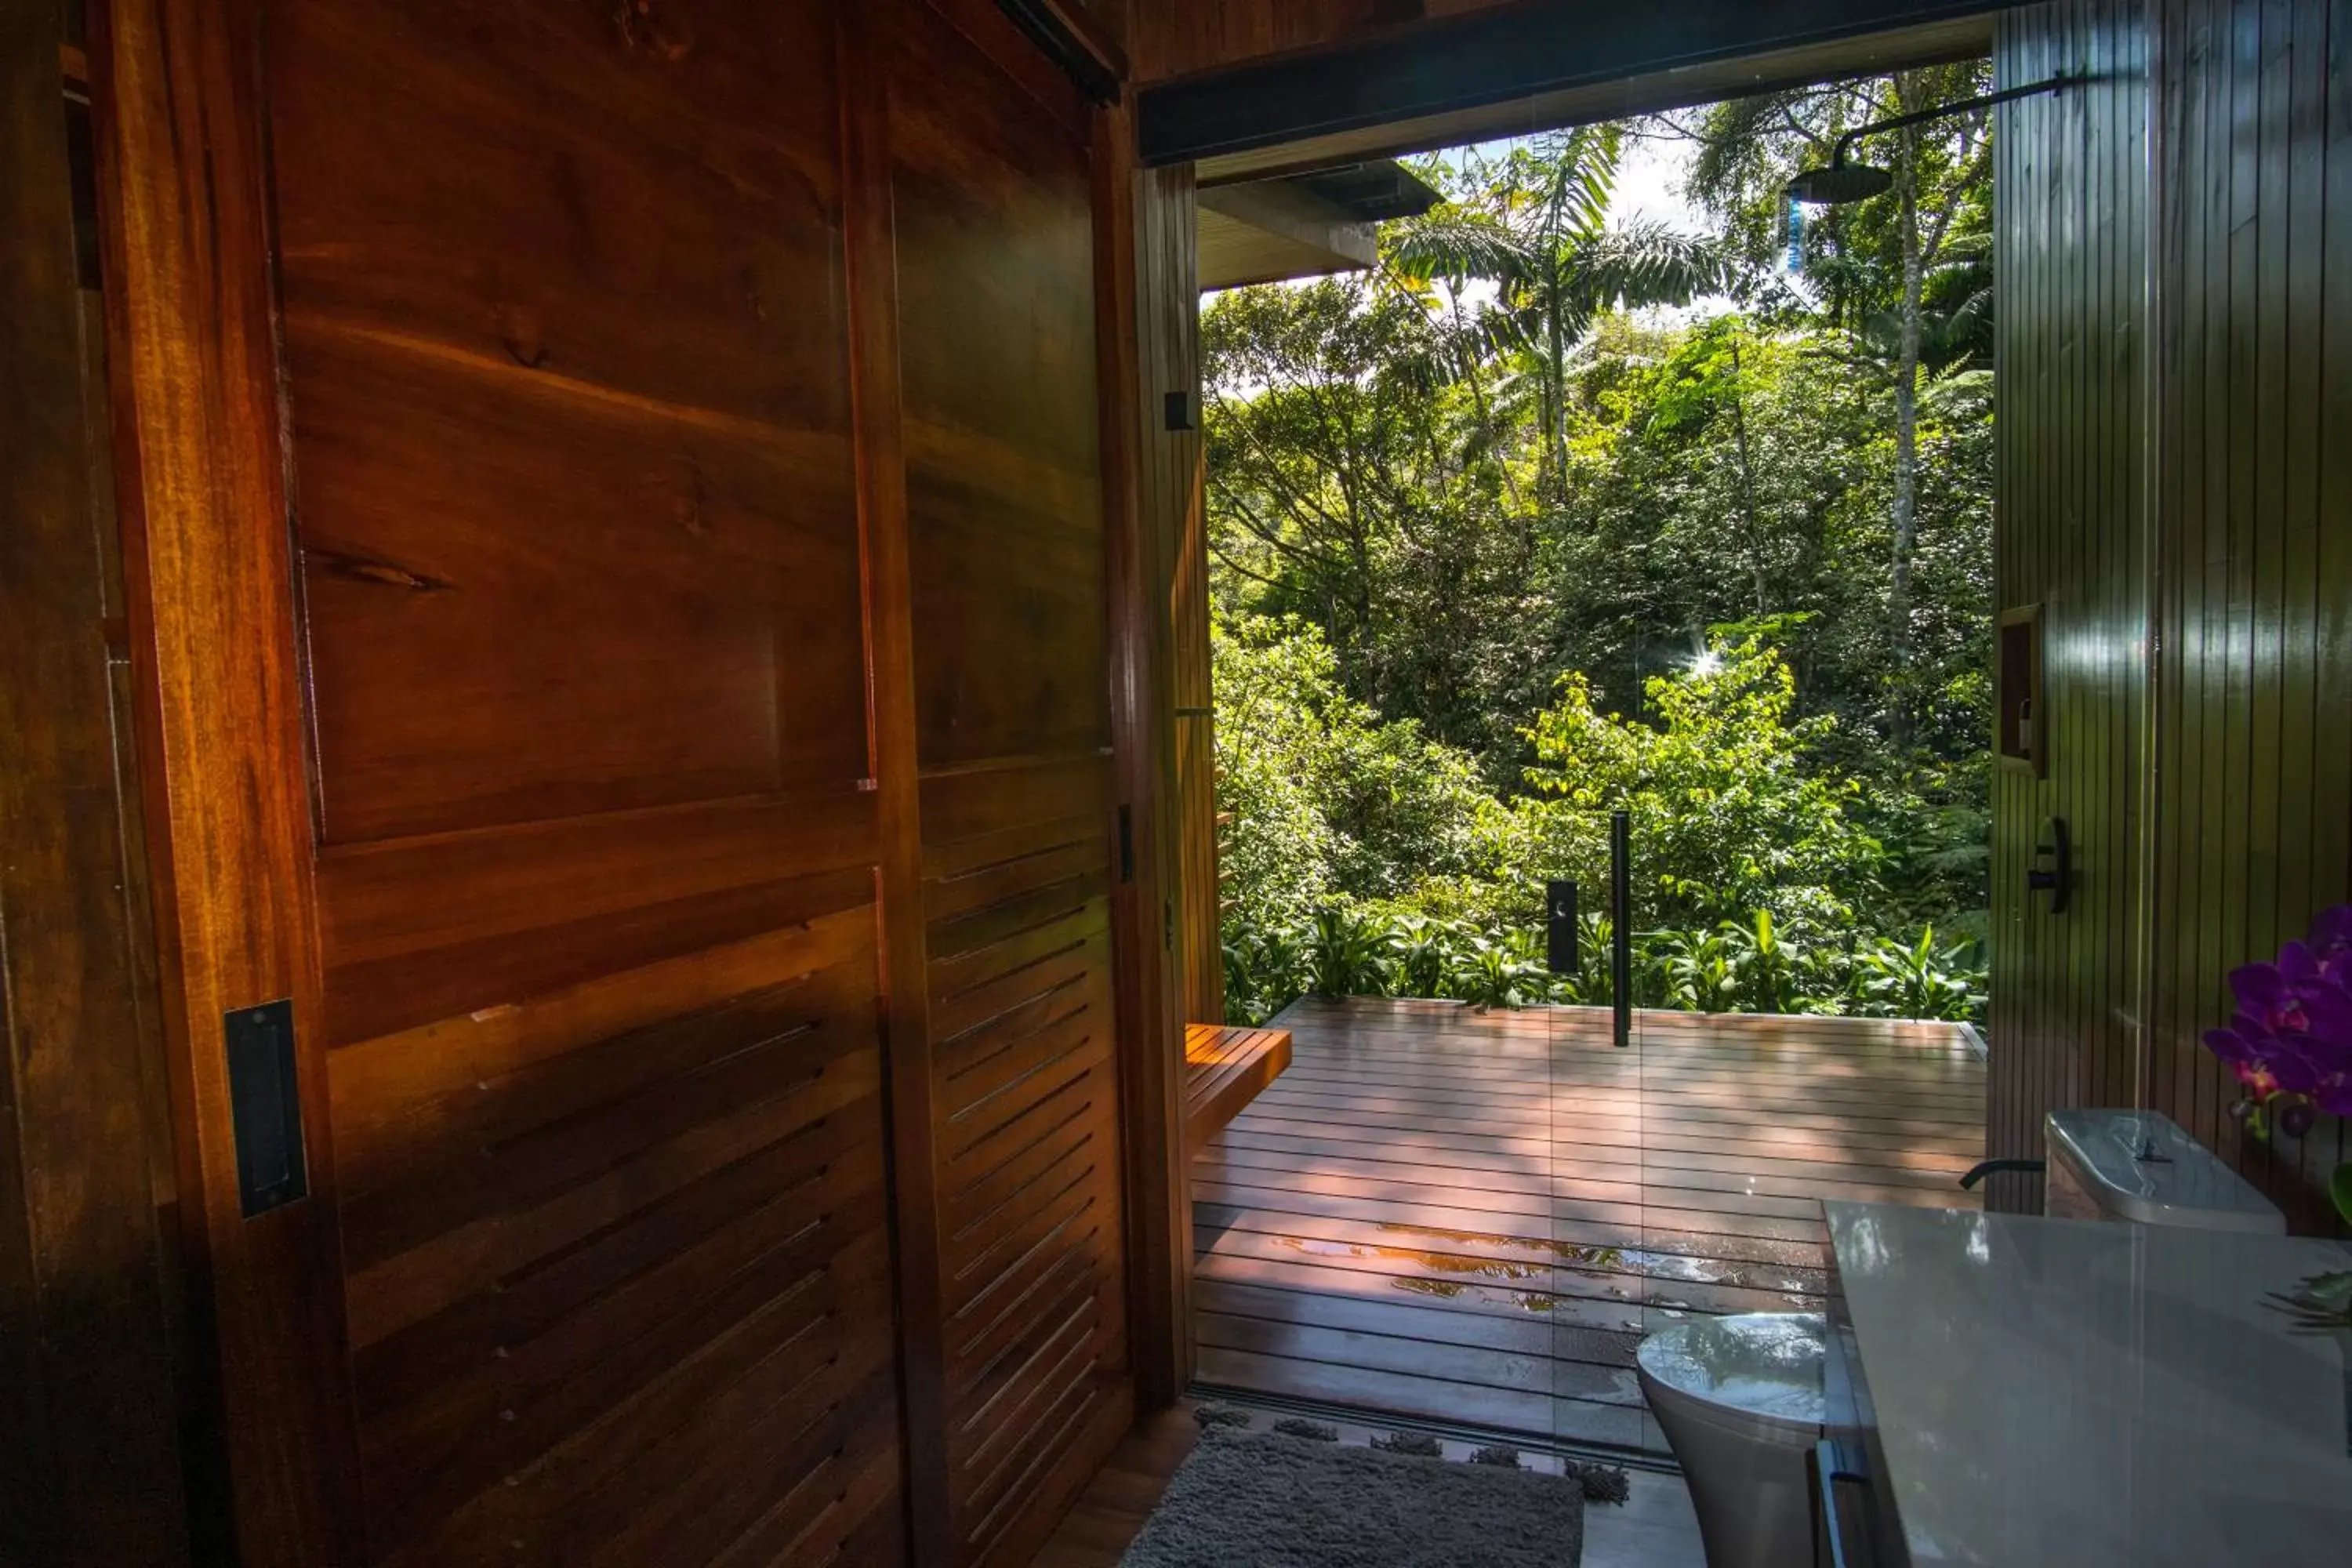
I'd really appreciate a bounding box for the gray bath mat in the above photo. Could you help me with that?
[1121,1428,1584,1566]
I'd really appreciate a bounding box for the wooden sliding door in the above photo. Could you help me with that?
[884,3,1138,1562]
[100,0,1140,1563]
[270,2,902,1563]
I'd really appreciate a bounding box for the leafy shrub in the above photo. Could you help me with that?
[1211,624,1989,1026]
[1851,927,1984,1022]
[1218,903,1984,1025]
[1515,632,1887,936]
[1305,903,1399,999]
[1449,931,1552,1011]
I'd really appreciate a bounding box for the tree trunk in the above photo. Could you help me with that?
[1888,111,1926,732]
[1728,336,1768,612]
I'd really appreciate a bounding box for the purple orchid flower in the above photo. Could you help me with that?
[2203,1018,2321,1097]
[2202,907,2352,1119]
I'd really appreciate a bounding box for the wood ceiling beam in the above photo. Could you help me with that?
[1140,0,2031,168]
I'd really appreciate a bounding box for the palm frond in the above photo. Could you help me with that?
[1559,223,1732,314]
[1386,213,1541,289]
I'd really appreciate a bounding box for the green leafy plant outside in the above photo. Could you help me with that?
[1215,622,1986,1025]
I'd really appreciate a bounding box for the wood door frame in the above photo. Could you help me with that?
[837,5,956,1561]
[90,0,363,1560]
[0,4,194,1559]
[1094,87,1193,1414]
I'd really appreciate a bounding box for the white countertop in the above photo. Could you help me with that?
[1824,1202,2352,1567]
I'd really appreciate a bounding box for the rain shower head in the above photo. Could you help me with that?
[1786,71,2079,209]
[1786,158,1894,206]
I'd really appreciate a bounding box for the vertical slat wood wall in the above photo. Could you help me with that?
[1987,0,2151,1214]
[1992,0,2350,1232]
[2145,0,2350,1231]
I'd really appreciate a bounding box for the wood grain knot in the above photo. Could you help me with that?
[310,548,453,594]
[614,0,695,60]
[494,303,546,368]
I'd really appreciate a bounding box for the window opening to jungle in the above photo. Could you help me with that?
[1210,66,1997,1031]
[1189,64,1999,1477]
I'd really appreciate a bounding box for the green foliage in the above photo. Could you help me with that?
[1304,903,1398,999]
[1205,102,1998,1031]
[1851,927,1984,1022]
[1518,633,1885,934]
[1210,616,1516,931]
[1448,931,1551,1012]
[1218,898,1986,1028]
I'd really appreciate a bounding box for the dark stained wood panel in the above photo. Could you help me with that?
[1993,0,2350,1233]
[1131,0,1526,82]
[2143,0,2350,1231]
[1986,0,2150,1215]
[919,760,1132,1566]
[324,909,899,1566]
[0,2,191,1557]
[892,6,1109,772]
[103,0,1157,1556]
[889,2,1135,1557]
[1192,998,1985,1454]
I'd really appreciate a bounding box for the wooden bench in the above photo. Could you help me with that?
[1183,1022,1291,1153]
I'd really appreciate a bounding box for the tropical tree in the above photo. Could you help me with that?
[1665,63,1995,708]
[1386,128,1730,506]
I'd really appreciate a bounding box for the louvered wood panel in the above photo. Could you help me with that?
[253,1,909,1559]
[921,762,1130,1566]
[887,2,1136,1559]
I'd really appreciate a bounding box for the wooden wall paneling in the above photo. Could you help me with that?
[0,2,190,1559]
[2308,0,2352,1221]
[2140,0,2350,1231]
[107,0,922,1560]
[96,0,365,1555]
[1987,0,2150,1214]
[273,0,909,1556]
[887,0,1138,1557]
[1998,0,2350,1232]
[1130,0,1529,83]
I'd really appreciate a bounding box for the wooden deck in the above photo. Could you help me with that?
[1189,996,1987,1456]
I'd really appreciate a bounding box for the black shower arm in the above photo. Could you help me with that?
[1824,74,2077,169]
